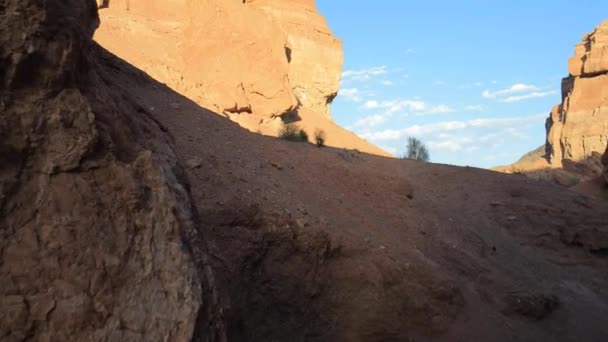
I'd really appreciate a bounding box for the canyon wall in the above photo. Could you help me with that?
[499,20,608,189]
[546,20,608,168]
[94,0,349,133]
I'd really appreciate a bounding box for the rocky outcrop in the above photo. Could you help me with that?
[0,0,221,340]
[93,0,342,121]
[246,0,343,118]
[92,1,391,156]
[546,20,608,167]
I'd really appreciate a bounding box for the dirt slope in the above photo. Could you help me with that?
[105,48,608,340]
[2,1,608,341]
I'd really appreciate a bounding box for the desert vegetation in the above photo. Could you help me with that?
[403,137,430,162]
[279,123,309,142]
[314,128,326,147]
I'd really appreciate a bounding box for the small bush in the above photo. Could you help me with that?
[298,129,309,142]
[279,124,299,141]
[278,124,308,142]
[314,129,326,147]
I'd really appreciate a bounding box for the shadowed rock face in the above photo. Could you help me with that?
[0,0,217,340]
[546,20,608,167]
[603,145,608,184]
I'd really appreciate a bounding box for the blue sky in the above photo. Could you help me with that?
[316,1,608,168]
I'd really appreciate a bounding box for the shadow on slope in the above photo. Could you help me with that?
[495,150,607,198]
[98,44,608,342]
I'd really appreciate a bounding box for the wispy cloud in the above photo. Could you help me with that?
[461,81,485,89]
[482,83,538,99]
[353,114,388,128]
[338,88,361,102]
[428,136,476,152]
[381,80,394,86]
[501,90,557,103]
[342,66,387,81]
[361,99,454,115]
[359,114,546,141]
[464,105,484,111]
[482,83,557,103]
[363,100,379,109]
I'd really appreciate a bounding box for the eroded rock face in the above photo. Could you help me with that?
[94,0,343,120]
[246,0,343,118]
[546,20,608,167]
[0,0,216,340]
[92,1,391,156]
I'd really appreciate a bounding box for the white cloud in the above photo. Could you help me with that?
[461,81,485,89]
[482,83,539,98]
[359,114,546,141]
[482,83,557,103]
[363,100,380,109]
[428,138,472,152]
[465,105,484,111]
[342,66,387,81]
[353,114,388,128]
[501,90,558,103]
[339,88,361,102]
[434,80,447,86]
[361,99,454,115]
[356,114,545,162]
[381,80,394,86]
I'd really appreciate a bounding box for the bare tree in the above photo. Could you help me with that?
[404,137,430,162]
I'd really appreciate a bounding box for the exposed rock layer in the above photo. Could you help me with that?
[499,20,608,190]
[546,20,608,168]
[92,0,367,153]
[245,0,343,118]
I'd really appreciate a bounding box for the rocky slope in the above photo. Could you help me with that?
[92,0,387,156]
[2,1,608,341]
[498,20,608,190]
